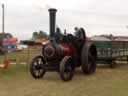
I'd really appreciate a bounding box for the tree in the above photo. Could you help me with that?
[33,32,39,39]
[32,31,48,39]
[38,30,48,38]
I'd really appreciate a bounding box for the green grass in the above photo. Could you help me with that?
[0,49,128,96]
[0,48,41,65]
[0,64,28,77]
[0,64,128,96]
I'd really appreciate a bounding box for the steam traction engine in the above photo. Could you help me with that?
[30,8,97,81]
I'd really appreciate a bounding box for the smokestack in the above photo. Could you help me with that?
[48,8,57,38]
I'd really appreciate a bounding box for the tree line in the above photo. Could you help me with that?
[32,30,48,40]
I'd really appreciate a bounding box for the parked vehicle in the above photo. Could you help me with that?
[30,8,97,81]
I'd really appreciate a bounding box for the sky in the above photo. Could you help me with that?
[0,0,128,40]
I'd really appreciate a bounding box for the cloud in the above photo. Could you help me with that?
[0,0,128,40]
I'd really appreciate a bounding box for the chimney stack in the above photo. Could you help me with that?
[48,8,57,38]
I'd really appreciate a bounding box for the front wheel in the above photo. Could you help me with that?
[30,56,46,79]
[59,56,74,81]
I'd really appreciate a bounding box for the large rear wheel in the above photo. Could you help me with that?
[81,43,96,74]
[30,56,46,79]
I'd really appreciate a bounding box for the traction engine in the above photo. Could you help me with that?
[30,8,97,81]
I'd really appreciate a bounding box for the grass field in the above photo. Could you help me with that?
[0,49,128,96]
[0,64,128,96]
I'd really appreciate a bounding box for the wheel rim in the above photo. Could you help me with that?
[31,56,45,78]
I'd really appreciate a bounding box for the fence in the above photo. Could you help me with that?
[0,48,42,65]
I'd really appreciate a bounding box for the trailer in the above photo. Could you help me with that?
[92,40,128,68]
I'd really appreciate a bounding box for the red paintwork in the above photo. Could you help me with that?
[0,60,9,69]
[60,43,77,57]
[3,38,7,43]
[3,38,17,44]
[10,38,17,42]
[3,60,9,69]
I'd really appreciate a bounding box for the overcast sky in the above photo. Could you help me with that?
[0,0,128,40]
